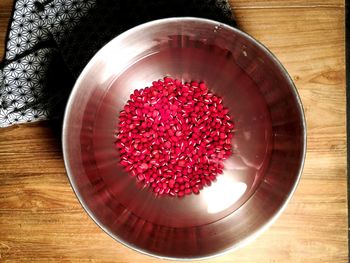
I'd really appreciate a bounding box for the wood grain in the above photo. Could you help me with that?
[0,0,13,60]
[0,0,347,262]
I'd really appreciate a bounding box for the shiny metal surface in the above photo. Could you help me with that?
[62,18,306,260]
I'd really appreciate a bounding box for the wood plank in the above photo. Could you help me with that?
[0,0,347,262]
[0,0,13,60]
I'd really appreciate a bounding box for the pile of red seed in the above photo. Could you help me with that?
[115,77,234,197]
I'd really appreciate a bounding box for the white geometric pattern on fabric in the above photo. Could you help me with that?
[0,48,53,127]
[0,0,96,127]
[42,0,95,44]
[6,0,50,60]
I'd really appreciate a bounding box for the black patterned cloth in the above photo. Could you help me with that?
[0,0,236,127]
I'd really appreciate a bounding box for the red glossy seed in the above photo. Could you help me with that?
[192,187,199,194]
[116,78,234,197]
[120,160,129,167]
[178,191,185,197]
[175,131,182,137]
[164,77,173,83]
[137,174,144,181]
[169,179,175,188]
[227,121,234,128]
[140,163,148,170]
[165,141,171,148]
[185,188,192,195]
[178,160,186,167]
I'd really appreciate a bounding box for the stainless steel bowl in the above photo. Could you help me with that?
[62,17,306,260]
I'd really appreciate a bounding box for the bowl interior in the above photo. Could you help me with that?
[63,18,305,259]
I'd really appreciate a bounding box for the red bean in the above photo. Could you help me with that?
[192,187,199,194]
[115,77,234,197]
[185,188,192,195]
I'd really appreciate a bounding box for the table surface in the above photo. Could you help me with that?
[0,0,347,262]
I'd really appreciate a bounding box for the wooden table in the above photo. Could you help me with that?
[0,0,347,262]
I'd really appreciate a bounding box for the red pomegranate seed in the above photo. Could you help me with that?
[115,77,234,197]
